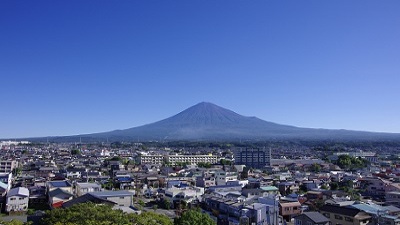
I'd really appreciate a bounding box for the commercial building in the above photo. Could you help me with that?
[234,148,271,169]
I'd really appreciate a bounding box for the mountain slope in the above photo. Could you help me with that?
[78,102,400,141]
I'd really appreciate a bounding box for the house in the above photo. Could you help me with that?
[90,190,134,207]
[196,175,216,188]
[279,182,300,196]
[279,200,301,221]
[6,187,29,213]
[75,182,102,197]
[47,180,73,194]
[0,173,12,192]
[245,203,268,225]
[48,188,74,208]
[319,205,371,225]
[28,186,47,204]
[62,193,116,208]
[294,212,329,225]
[386,192,400,207]
[66,167,86,179]
[215,171,238,186]
[164,186,204,205]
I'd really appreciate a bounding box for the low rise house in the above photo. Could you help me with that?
[164,186,204,204]
[279,200,301,221]
[215,171,238,186]
[48,188,74,208]
[47,180,73,194]
[90,190,134,207]
[278,182,300,196]
[294,212,329,225]
[6,187,29,213]
[319,204,371,225]
[75,182,102,197]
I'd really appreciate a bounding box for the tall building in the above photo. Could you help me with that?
[0,160,18,173]
[234,148,271,169]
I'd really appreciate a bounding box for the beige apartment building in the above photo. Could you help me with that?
[139,154,218,165]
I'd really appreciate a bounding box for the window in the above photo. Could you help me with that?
[345,217,353,222]
[296,220,302,225]
[334,215,343,220]
[307,221,312,225]
[119,197,125,199]
[323,213,330,218]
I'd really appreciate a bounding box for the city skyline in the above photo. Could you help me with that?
[1,1,400,138]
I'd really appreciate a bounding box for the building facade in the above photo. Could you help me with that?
[0,160,18,173]
[234,148,271,169]
[6,187,29,213]
[139,154,218,165]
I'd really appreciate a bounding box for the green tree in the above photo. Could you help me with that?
[0,219,29,225]
[160,198,171,210]
[330,182,339,190]
[40,203,172,225]
[70,149,80,155]
[310,163,321,172]
[133,212,173,225]
[174,209,216,225]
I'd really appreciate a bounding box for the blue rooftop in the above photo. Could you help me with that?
[48,180,71,188]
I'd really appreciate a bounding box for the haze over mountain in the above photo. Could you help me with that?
[40,102,400,142]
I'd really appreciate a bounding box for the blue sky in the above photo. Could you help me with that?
[1,0,400,138]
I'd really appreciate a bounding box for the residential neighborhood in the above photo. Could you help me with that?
[0,140,400,225]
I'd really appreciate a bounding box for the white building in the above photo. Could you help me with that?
[164,186,204,203]
[0,161,18,173]
[139,154,218,165]
[75,182,102,197]
[139,155,164,165]
[166,154,218,165]
[90,191,134,207]
[6,187,29,213]
[215,171,238,186]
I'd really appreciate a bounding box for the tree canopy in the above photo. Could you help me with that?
[336,155,369,170]
[40,203,172,225]
[174,209,216,225]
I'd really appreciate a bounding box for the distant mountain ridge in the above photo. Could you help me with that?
[21,102,400,142]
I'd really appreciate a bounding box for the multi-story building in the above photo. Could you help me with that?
[234,148,271,169]
[6,187,29,213]
[215,171,238,186]
[0,160,18,173]
[166,155,218,165]
[139,155,164,165]
[139,154,218,165]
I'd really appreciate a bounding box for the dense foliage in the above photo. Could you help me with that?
[336,155,369,170]
[40,203,172,225]
[174,209,216,225]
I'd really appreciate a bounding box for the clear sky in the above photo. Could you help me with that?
[1,0,400,138]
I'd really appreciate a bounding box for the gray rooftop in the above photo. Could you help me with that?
[90,190,134,198]
[301,212,330,223]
